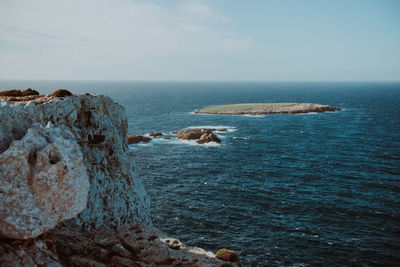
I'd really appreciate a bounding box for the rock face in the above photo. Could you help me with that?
[196,103,341,115]
[127,135,151,144]
[0,93,150,230]
[0,123,89,239]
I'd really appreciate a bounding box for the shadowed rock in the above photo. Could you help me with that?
[127,135,151,144]
[149,132,163,137]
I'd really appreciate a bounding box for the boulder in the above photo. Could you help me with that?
[216,248,241,266]
[0,123,89,239]
[197,133,221,144]
[127,135,152,144]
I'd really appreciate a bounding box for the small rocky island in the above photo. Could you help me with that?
[196,103,340,115]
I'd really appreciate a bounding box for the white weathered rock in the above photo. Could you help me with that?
[0,123,89,239]
[0,94,150,232]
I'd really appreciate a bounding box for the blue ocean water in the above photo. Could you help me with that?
[1,81,399,266]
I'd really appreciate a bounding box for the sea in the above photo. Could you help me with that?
[1,81,399,266]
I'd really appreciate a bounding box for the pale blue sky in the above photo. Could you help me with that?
[0,0,399,81]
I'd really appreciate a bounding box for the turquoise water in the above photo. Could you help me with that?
[1,81,399,266]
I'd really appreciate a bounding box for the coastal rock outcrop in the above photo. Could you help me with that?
[0,123,89,239]
[0,90,240,266]
[0,92,150,229]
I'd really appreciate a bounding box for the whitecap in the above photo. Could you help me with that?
[186,125,237,133]
[232,136,249,140]
[242,114,265,118]
[294,112,319,115]
[168,138,221,147]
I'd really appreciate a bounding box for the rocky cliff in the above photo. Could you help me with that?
[0,92,239,266]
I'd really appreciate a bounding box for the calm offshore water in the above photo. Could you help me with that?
[1,81,399,266]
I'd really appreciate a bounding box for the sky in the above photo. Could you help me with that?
[0,0,399,81]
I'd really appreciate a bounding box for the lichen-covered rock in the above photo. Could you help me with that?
[0,94,150,230]
[0,123,89,239]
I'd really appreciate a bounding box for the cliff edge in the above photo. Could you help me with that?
[0,92,238,266]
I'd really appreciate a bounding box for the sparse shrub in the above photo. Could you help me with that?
[50,89,73,97]
[22,88,39,96]
[0,89,23,96]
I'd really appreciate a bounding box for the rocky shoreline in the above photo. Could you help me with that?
[0,89,240,266]
[128,128,225,145]
[196,103,340,115]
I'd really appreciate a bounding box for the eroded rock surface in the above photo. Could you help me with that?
[0,93,150,229]
[1,223,237,267]
[0,123,89,239]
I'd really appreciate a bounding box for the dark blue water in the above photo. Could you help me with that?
[1,81,400,266]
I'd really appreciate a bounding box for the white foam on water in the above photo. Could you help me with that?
[232,136,249,140]
[168,138,221,147]
[242,114,266,117]
[186,125,237,133]
[294,112,319,115]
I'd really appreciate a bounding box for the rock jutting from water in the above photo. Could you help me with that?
[0,89,240,266]
[196,102,340,115]
[127,134,152,144]
[173,128,224,144]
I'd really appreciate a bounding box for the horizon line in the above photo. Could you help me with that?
[1,79,400,83]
